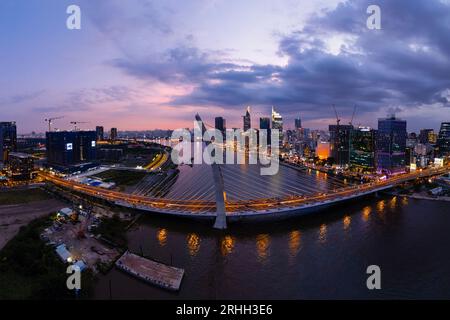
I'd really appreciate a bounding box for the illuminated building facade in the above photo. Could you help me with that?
[7,152,34,180]
[0,122,17,163]
[376,116,407,174]
[271,106,283,145]
[329,124,353,167]
[350,127,376,172]
[438,122,450,156]
[46,131,97,168]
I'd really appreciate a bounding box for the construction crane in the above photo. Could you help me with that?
[70,121,90,131]
[332,104,340,126]
[44,116,64,132]
[349,105,357,127]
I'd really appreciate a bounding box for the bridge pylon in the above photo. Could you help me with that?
[195,114,228,229]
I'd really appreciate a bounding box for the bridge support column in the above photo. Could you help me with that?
[212,164,227,230]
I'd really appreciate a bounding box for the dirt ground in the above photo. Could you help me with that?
[0,199,66,250]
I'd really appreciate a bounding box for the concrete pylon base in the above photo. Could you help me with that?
[211,164,227,229]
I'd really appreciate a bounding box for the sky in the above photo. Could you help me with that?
[1,0,450,133]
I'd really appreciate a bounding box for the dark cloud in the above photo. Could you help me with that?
[1,90,46,105]
[111,0,450,123]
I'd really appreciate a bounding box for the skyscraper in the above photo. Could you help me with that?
[215,117,226,134]
[110,128,118,141]
[243,106,251,132]
[271,106,283,145]
[376,116,407,174]
[329,124,353,167]
[350,127,376,172]
[96,126,104,141]
[260,117,271,145]
[295,117,302,130]
[271,107,283,131]
[0,121,17,163]
[437,122,450,156]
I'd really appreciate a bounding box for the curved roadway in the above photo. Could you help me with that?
[39,165,449,218]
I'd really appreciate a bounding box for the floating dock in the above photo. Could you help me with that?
[115,251,184,291]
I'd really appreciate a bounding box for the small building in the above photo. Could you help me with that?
[7,152,34,180]
[57,207,76,220]
[55,244,73,263]
[73,260,87,272]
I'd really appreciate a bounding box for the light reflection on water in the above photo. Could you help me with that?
[343,215,351,231]
[288,230,301,258]
[256,234,270,261]
[389,196,397,209]
[362,206,372,222]
[186,233,200,256]
[221,235,235,256]
[318,224,327,243]
[157,228,167,246]
[94,196,450,299]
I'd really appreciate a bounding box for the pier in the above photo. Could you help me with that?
[115,251,184,291]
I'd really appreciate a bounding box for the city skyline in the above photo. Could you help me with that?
[2,0,450,134]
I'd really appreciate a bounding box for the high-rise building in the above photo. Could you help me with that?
[419,129,434,144]
[110,128,118,141]
[271,106,283,145]
[243,106,251,132]
[46,131,97,169]
[215,117,226,134]
[96,126,104,141]
[350,127,376,172]
[376,116,407,174]
[0,122,17,163]
[271,106,283,131]
[295,117,302,130]
[329,124,353,167]
[260,117,271,145]
[437,122,450,156]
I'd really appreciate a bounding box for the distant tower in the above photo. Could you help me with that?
[215,117,226,134]
[260,117,271,145]
[376,115,407,174]
[437,122,450,156]
[0,121,17,163]
[110,128,118,141]
[295,117,302,130]
[96,126,104,141]
[243,106,251,131]
[271,106,283,145]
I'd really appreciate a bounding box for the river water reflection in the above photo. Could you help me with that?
[94,195,450,299]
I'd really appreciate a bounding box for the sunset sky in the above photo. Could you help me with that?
[1,0,450,133]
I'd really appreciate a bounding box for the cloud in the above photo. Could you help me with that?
[1,90,46,105]
[109,0,450,126]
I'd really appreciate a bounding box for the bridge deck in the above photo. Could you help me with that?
[41,166,449,217]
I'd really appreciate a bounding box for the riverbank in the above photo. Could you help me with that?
[0,215,95,299]
[0,188,66,250]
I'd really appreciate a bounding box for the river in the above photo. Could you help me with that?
[93,195,450,299]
